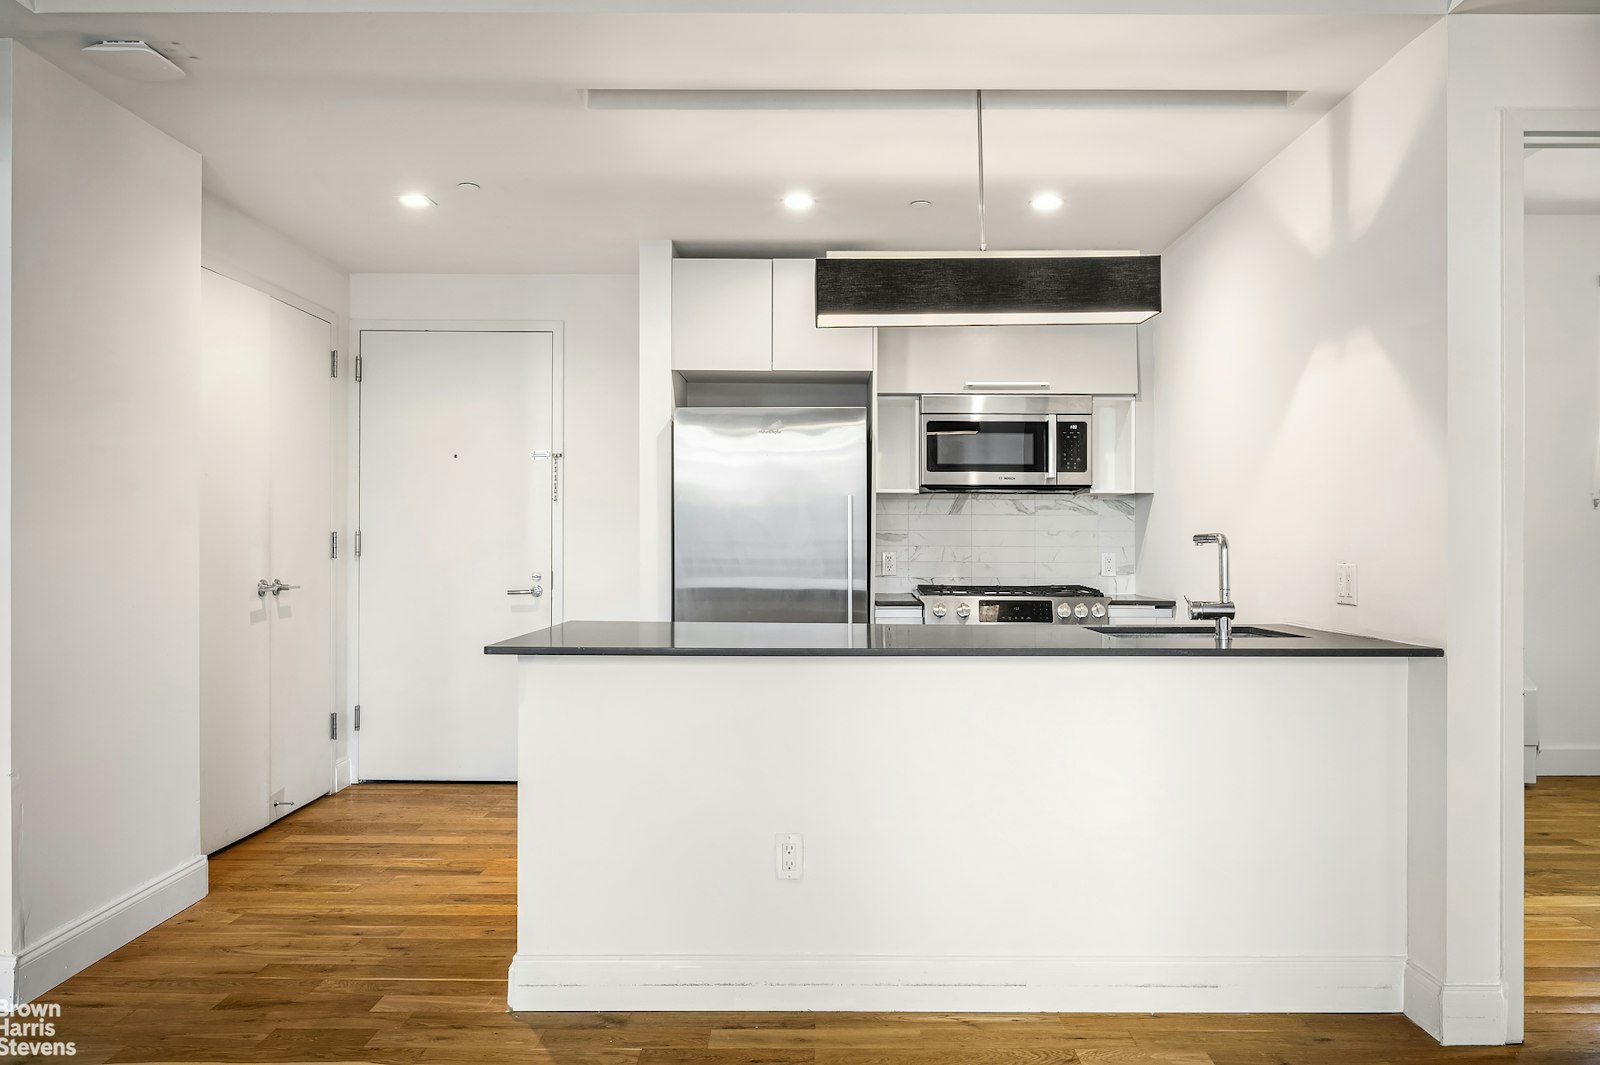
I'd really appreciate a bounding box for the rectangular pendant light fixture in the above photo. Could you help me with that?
[815,253,1161,327]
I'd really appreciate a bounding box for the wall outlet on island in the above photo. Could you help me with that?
[1100,552,1118,578]
[776,833,803,880]
[1336,562,1359,606]
[881,551,896,576]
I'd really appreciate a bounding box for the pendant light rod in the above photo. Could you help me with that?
[975,89,988,253]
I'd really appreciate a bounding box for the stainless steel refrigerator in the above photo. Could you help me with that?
[674,406,869,623]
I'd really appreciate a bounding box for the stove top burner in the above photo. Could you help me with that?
[915,583,1102,598]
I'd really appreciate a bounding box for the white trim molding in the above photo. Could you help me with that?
[0,955,15,1009]
[1402,963,1509,1047]
[15,857,206,1002]
[509,954,1406,1014]
[1535,746,1600,776]
[333,757,353,792]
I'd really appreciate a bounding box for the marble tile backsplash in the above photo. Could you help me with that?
[875,492,1137,596]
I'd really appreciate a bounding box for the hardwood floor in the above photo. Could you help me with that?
[34,778,1600,1064]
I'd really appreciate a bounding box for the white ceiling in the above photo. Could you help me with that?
[0,9,1436,272]
[1526,147,1600,214]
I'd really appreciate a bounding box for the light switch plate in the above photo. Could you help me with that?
[1336,563,1358,606]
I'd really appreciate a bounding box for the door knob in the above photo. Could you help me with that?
[506,574,544,597]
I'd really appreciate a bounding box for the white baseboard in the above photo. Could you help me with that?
[1403,961,1443,1040]
[508,954,1404,1013]
[1536,746,1600,776]
[16,856,207,1002]
[1402,963,1507,1046]
[0,954,15,1008]
[333,757,352,792]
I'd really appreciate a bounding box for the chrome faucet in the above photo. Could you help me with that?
[1186,533,1236,641]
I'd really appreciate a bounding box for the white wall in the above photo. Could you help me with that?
[0,41,15,997]
[8,43,205,995]
[349,274,641,622]
[1143,25,1447,648]
[1524,214,1600,775]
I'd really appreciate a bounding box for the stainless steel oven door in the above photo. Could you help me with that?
[921,412,1054,488]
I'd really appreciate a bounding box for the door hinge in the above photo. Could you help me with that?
[354,705,361,731]
[354,354,363,382]
[330,350,339,378]
[354,530,362,558]
[330,712,338,740]
[330,531,338,559]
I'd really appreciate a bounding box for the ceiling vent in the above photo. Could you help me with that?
[815,253,1161,327]
[81,41,186,83]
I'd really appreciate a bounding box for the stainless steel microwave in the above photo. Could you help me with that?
[920,394,1093,489]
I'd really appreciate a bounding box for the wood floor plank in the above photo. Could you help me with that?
[27,777,1600,1063]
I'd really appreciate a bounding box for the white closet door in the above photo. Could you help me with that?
[358,330,554,781]
[199,270,337,851]
[268,298,337,819]
[200,271,272,853]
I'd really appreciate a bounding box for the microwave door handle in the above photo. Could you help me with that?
[1046,415,1058,485]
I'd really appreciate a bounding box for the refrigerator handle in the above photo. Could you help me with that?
[846,494,855,624]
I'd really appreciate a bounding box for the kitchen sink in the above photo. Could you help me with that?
[1088,625,1303,638]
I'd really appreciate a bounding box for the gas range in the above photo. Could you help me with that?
[915,583,1110,625]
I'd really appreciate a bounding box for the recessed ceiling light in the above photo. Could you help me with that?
[398,192,436,209]
[782,191,815,211]
[457,182,481,192]
[910,199,933,209]
[1030,192,1065,212]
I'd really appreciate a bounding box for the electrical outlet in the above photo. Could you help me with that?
[1100,552,1118,578]
[776,833,803,880]
[881,551,897,576]
[1336,563,1359,606]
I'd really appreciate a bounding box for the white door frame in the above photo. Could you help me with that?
[349,319,566,784]
[1498,106,1600,1045]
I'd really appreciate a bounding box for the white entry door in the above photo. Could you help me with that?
[200,270,337,852]
[357,330,556,781]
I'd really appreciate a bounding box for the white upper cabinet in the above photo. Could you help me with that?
[875,325,1138,396]
[772,258,874,372]
[875,395,921,494]
[672,259,773,372]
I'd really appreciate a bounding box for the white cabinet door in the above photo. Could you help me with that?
[876,395,921,494]
[772,258,873,372]
[673,259,773,372]
[358,330,555,781]
[876,325,1138,395]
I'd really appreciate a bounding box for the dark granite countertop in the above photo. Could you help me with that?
[874,593,922,608]
[486,621,1442,658]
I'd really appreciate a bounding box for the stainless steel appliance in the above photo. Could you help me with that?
[920,394,1093,489]
[674,407,869,623]
[917,583,1110,625]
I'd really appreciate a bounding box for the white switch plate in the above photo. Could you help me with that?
[881,551,896,576]
[776,833,803,880]
[1100,552,1118,578]
[1336,563,1358,606]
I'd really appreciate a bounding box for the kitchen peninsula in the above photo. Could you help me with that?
[489,621,1445,1017]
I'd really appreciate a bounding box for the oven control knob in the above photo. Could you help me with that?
[1057,602,1074,619]
[1074,603,1090,619]
[931,604,947,618]
[1091,603,1107,618]
[955,604,971,620]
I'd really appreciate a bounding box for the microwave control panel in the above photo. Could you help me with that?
[1058,419,1089,475]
